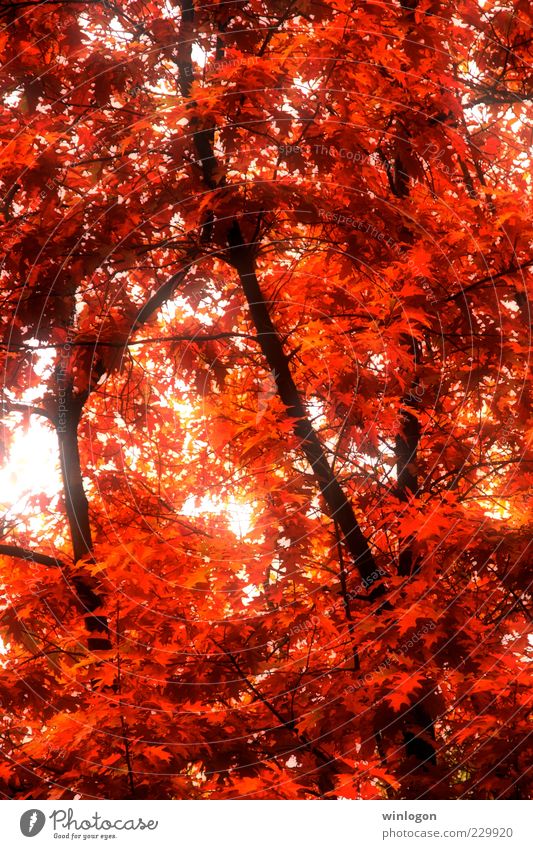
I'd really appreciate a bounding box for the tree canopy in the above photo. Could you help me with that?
[0,0,531,799]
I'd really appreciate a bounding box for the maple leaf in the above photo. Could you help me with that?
[385,690,413,712]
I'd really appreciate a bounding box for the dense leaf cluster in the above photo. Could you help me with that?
[0,0,530,799]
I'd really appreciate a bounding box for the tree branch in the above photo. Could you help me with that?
[227,226,382,589]
[442,259,533,302]
[0,399,56,424]
[0,544,66,569]
[212,638,338,796]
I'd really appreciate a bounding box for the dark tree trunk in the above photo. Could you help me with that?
[57,384,110,650]
[394,335,437,775]
[227,225,382,591]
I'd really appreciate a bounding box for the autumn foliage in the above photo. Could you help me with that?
[0,0,531,800]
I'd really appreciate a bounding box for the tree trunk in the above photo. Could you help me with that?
[227,225,382,591]
[394,335,437,775]
[57,384,110,650]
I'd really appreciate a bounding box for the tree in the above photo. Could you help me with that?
[0,0,531,800]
